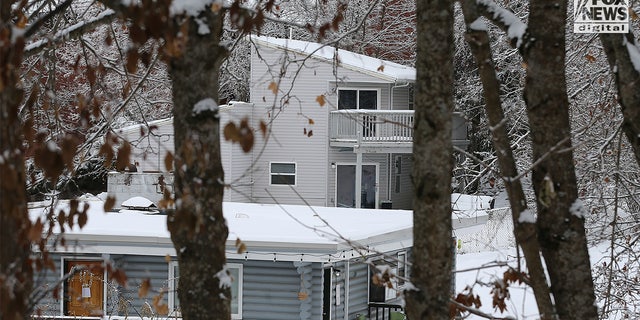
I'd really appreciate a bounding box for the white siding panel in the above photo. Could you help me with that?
[249,42,399,206]
[390,154,413,210]
[118,119,175,172]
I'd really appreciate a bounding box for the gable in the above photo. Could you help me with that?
[250,35,416,83]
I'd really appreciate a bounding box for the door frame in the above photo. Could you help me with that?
[334,162,379,209]
[60,256,107,317]
[322,267,333,320]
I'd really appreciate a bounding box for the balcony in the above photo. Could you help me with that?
[329,110,468,153]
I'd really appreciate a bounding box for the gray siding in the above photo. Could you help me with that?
[248,42,404,207]
[390,154,413,210]
[391,85,411,111]
[34,254,324,320]
[241,260,323,320]
[249,44,332,206]
[220,104,257,203]
[346,259,370,319]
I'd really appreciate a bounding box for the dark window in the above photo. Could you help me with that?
[338,90,357,109]
[270,163,296,185]
[338,89,378,110]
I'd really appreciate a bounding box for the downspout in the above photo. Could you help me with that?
[388,83,393,202]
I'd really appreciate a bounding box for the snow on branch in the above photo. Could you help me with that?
[623,37,640,72]
[168,0,218,17]
[24,9,116,56]
[475,0,527,48]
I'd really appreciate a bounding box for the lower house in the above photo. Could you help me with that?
[30,194,492,320]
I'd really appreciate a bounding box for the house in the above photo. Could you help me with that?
[112,35,469,210]
[30,193,492,320]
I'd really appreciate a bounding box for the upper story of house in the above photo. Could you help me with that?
[249,36,469,155]
[113,36,470,208]
[118,36,469,173]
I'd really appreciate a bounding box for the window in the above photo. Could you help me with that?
[369,254,406,303]
[397,252,407,287]
[338,89,378,110]
[63,259,105,317]
[394,156,402,194]
[168,261,180,316]
[270,162,296,185]
[169,262,243,319]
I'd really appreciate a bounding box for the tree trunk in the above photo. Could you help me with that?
[525,1,597,319]
[166,11,230,320]
[405,0,454,319]
[460,2,555,318]
[0,2,32,319]
[600,32,640,166]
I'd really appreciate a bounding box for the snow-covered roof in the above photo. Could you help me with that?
[451,193,494,214]
[116,117,174,135]
[116,101,252,135]
[250,35,416,83]
[30,194,490,262]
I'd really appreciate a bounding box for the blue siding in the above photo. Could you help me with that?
[240,260,323,320]
[34,255,325,320]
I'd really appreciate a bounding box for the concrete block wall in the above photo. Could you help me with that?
[106,172,174,209]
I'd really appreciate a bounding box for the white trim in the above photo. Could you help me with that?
[269,161,297,186]
[334,162,380,209]
[228,263,243,320]
[167,261,180,317]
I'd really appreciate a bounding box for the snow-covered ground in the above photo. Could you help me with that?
[454,228,613,319]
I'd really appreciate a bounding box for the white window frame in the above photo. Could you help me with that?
[168,262,243,319]
[168,260,181,317]
[336,88,381,110]
[334,162,379,209]
[269,162,297,186]
[396,251,407,292]
[59,256,107,318]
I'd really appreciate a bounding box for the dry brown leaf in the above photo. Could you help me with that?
[259,120,267,137]
[139,278,151,298]
[268,81,278,94]
[104,196,116,212]
[116,141,132,171]
[164,152,174,172]
[224,122,239,141]
[315,95,326,107]
[29,219,44,242]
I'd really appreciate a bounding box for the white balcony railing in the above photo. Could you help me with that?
[330,110,414,144]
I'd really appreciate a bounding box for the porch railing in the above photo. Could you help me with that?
[367,303,406,320]
[330,110,414,143]
[330,110,468,147]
